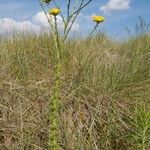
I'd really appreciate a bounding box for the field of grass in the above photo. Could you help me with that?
[0,32,150,150]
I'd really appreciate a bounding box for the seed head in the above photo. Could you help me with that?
[42,0,52,4]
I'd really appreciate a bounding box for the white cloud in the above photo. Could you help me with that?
[0,18,41,36]
[32,12,49,28]
[0,11,79,37]
[100,0,131,13]
[32,11,79,32]
[32,12,64,30]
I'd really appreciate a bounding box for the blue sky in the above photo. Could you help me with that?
[0,0,150,39]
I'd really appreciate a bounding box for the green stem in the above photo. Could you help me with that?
[67,0,71,19]
[48,62,61,150]
[89,23,99,37]
[63,0,84,41]
[54,16,61,59]
[48,16,61,150]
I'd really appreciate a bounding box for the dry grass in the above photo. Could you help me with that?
[0,33,150,150]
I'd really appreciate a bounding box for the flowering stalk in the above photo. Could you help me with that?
[39,1,104,150]
[40,2,61,149]
[89,15,105,36]
[48,15,61,150]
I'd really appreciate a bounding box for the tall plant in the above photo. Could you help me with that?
[40,0,104,149]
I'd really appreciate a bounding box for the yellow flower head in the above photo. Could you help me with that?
[92,16,105,23]
[49,8,61,16]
